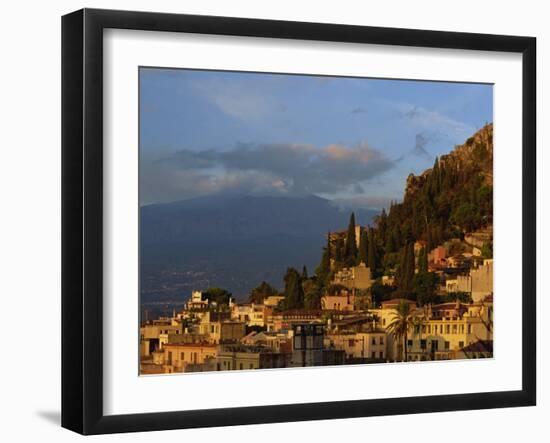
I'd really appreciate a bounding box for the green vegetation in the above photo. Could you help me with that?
[344,212,358,267]
[248,281,278,304]
[311,124,493,307]
[481,241,493,259]
[203,287,232,307]
[386,300,417,362]
[282,267,305,310]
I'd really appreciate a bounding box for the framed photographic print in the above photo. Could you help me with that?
[61,8,536,435]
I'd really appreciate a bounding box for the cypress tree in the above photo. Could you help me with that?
[344,212,358,265]
[334,237,344,266]
[367,229,377,276]
[378,208,388,243]
[418,247,428,274]
[315,233,332,287]
[398,241,415,293]
[359,229,368,264]
[283,267,304,310]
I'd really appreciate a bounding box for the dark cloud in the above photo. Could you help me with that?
[351,106,368,114]
[412,133,431,158]
[404,105,419,119]
[143,142,396,204]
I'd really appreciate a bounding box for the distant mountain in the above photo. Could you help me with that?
[140,194,378,300]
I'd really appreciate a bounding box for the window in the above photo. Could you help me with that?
[379,337,384,345]
[452,325,457,334]
[371,338,376,345]
[239,363,243,370]
[379,351,384,359]
[445,341,450,350]
[180,352,185,360]
[446,325,450,334]
[459,341,464,349]
[371,351,376,359]
[249,364,254,369]
[420,339,427,350]
[349,339,355,347]
[468,324,472,334]
[407,339,413,348]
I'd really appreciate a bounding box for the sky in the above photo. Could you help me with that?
[139,68,493,209]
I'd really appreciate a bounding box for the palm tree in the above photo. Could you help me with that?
[386,300,417,362]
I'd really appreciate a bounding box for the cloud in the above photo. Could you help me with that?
[189,77,285,121]
[351,106,368,114]
[412,133,432,158]
[332,195,398,211]
[142,142,396,204]
[396,102,474,140]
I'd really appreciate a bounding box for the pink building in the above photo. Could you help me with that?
[429,246,447,266]
[321,293,356,311]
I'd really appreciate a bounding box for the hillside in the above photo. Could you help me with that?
[391,123,493,252]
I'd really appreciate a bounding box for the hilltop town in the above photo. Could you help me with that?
[140,124,494,374]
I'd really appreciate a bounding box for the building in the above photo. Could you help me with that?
[291,323,325,367]
[142,342,218,374]
[321,291,356,311]
[445,259,493,302]
[263,295,285,307]
[231,303,272,327]
[429,246,447,266]
[266,310,324,333]
[456,340,493,359]
[140,321,183,357]
[325,331,387,362]
[241,331,293,354]
[470,259,493,302]
[185,290,210,310]
[332,262,373,290]
[405,301,493,361]
[216,344,291,371]
[198,314,246,344]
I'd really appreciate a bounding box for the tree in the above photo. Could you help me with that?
[282,267,304,310]
[203,287,232,307]
[377,208,388,243]
[370,280,397,307]
[301,265,309,280]
[367,229,377,276]
[418,247,428,274]
[248,281,277,304]
[303,279,322,310]
[413,271,439,306]
[386,300,417,362]
[481,241,493,259]
[315,233,332,287]
[334,237,345,267]
[344,212,358,266]
[358,229,368,264]
[396,241,415,294]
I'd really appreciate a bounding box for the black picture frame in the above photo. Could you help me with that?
[62,8,536,435]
